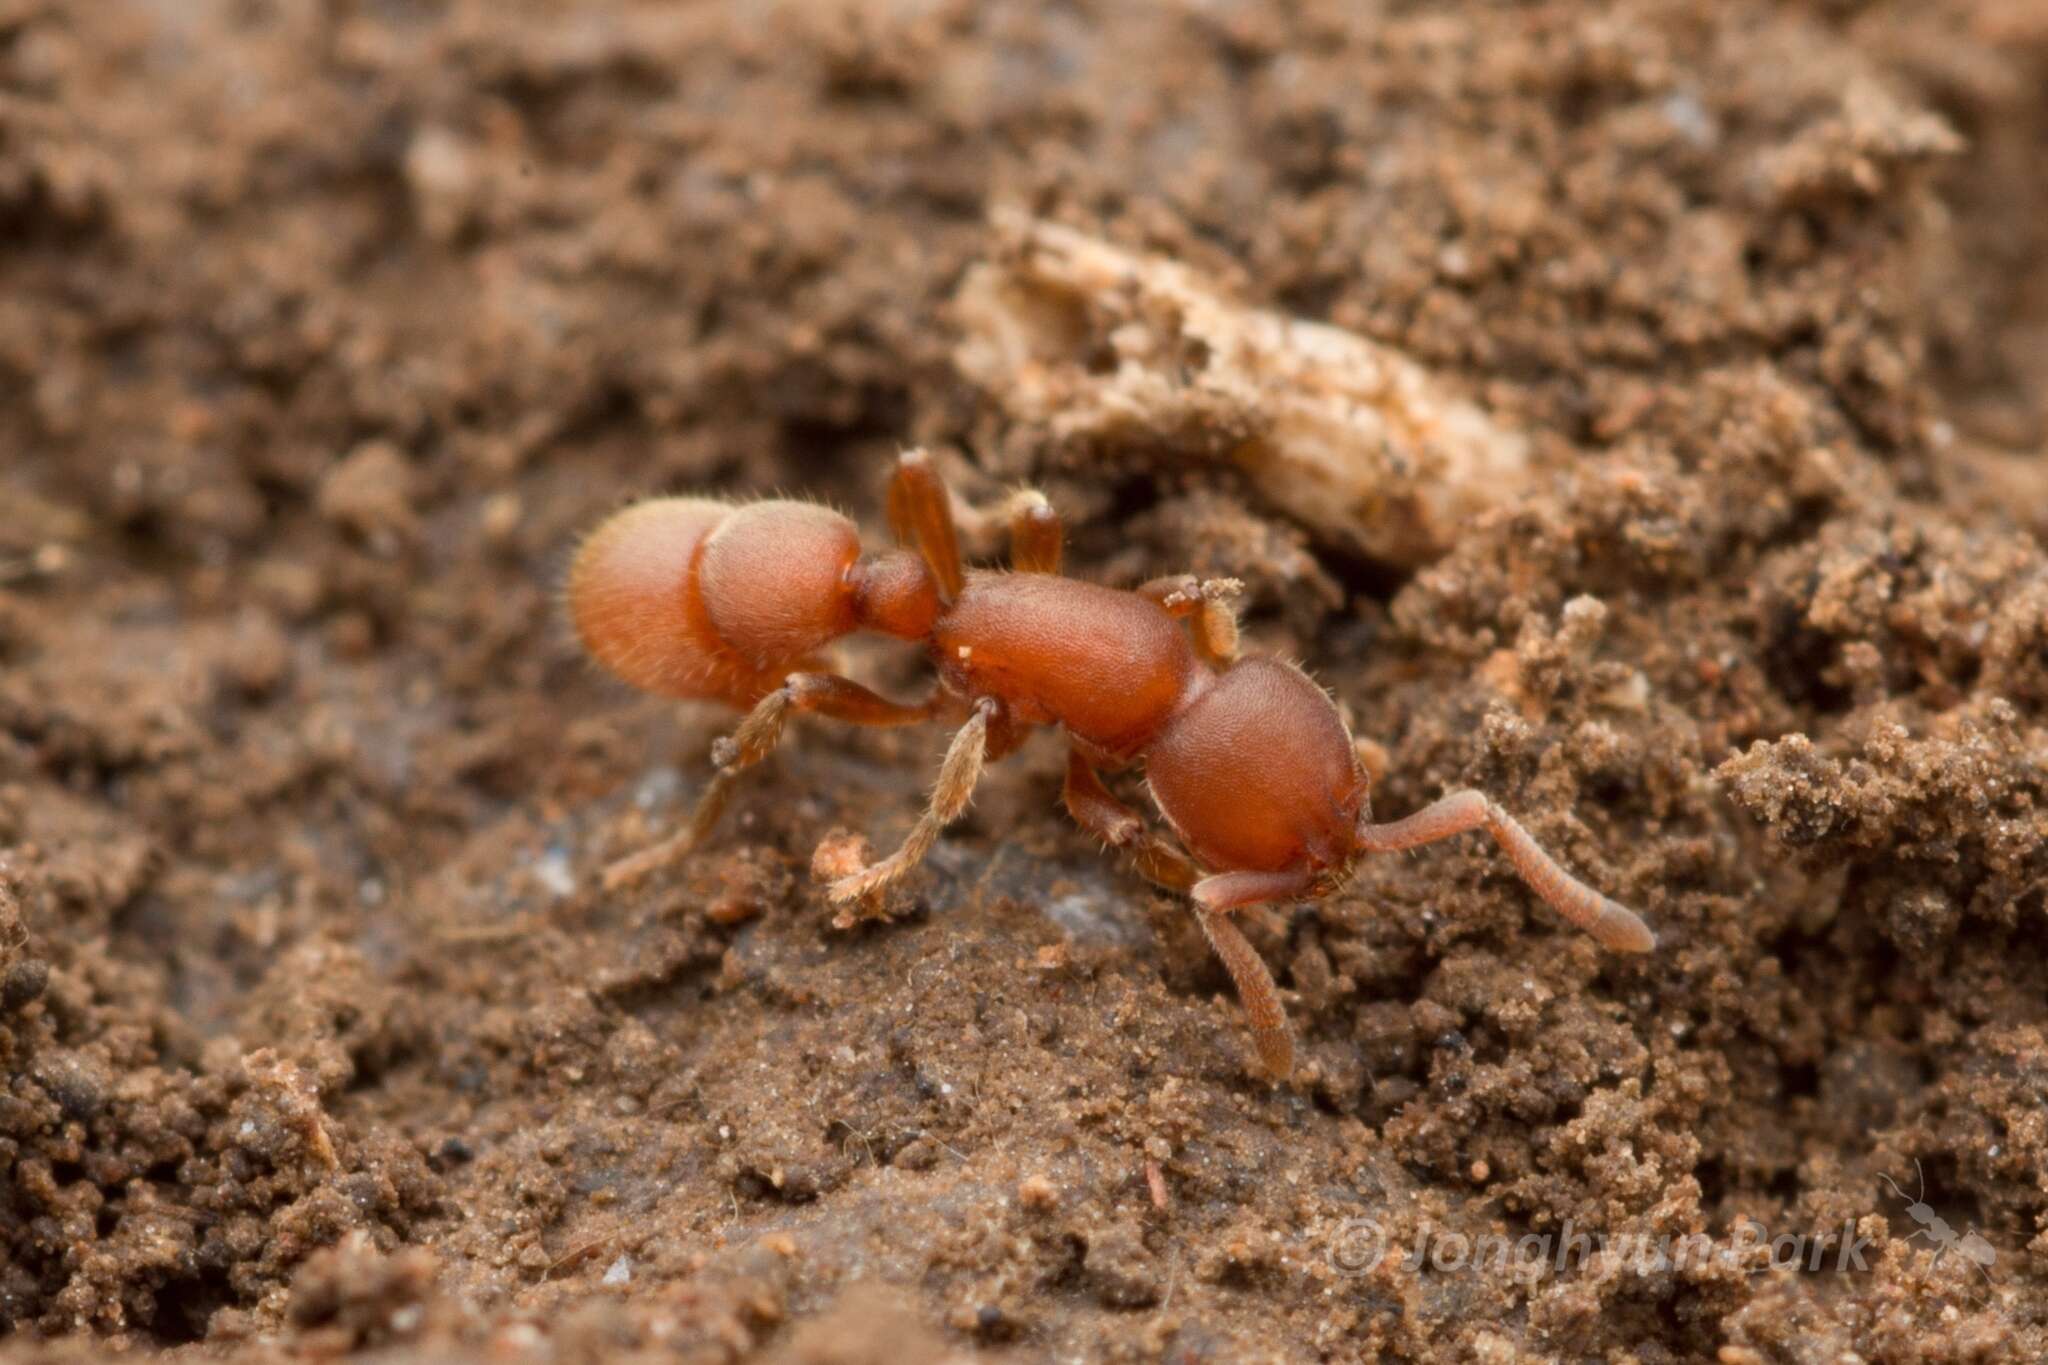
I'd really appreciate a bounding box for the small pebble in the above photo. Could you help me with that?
[533,847,575,899]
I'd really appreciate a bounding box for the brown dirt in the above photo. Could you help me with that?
[5,1,2048,1360]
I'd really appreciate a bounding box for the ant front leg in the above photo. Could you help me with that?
[1063,750,1294,1081]
[602,674,942,892]
[1139,575,1243,666]
[827,696,1002,905]
[1062,749,1197,894]
[1188,868,1317,1082]
[1356,790,1655,952]
[1195,910,1293,1082]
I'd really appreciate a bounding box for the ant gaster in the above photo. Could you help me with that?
[569,450,1655,1078]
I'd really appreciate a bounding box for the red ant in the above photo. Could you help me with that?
[569,450,1654,1078]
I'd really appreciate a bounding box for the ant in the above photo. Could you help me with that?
[568,449,1655,1079]
[1880,1158,1997,1297]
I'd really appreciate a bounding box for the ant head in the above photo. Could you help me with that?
[1147,658,1368,877]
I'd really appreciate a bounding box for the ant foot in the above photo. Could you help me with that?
[599,830,696,893]
[811,830,902,928]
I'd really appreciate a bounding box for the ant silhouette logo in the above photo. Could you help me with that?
[1880,1158,1997,1304]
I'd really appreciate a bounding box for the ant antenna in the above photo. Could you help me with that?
[1878,1157,1928,1205]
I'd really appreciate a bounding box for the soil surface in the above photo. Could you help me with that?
[5,2,2048,1360]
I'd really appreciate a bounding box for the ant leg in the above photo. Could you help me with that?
[827,697,999,904]
[1139,574,1243,665]
[1184,868,1320,1081]
[887,449,965,601]
[1063,751,1294,1078]
[1061,749,1196,893]
[1355,790,1655,952]
[602,674,942,892]
[948,485,1061,571]
[1195,908,1294,1082]
[1189,869,1318,911]
[1005,490,1062,574]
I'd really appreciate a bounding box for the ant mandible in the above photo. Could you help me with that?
[569,449,1655,1079]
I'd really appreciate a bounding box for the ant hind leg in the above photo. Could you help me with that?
[1189,868,1317,912]
[602,673,942,892]
[892,449,1062,575]
[887,450,965,601]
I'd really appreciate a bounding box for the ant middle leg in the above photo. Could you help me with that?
[894,449,1062,574]
[1004,489,1061,574]
[945,483,1063,573]
[1355,790,1656,953]
[1139,574,1244,666]
[827,696,1002,905]
[602,673,943,892]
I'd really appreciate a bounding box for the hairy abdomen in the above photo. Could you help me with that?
[569,497,859,706]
